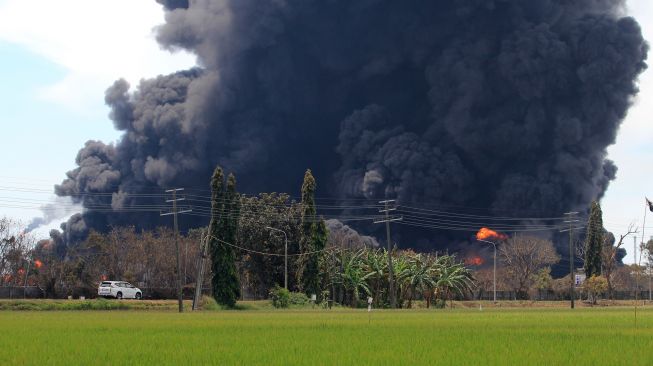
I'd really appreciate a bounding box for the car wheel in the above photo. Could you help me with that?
[135,292,142,300]
[116,292,123,300]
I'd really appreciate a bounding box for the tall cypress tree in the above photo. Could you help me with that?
[299,169,320,295]
[584,201,604,278]
[208,167,240,307]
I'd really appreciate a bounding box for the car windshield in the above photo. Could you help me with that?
[100,282,112,287]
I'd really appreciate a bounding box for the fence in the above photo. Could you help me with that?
[0,286,213,300]
[0,286,44,299]
[474,289,653,301]
[4,286,653,301]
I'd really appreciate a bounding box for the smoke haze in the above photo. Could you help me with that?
[54,0,647,252]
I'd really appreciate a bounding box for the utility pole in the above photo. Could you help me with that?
[561,211,579,309]
[374,200,402,308]
[642,236,653,302]
[642,199,649,302]
[161,188,192,313]
[634,235,638,303]
[192,229,208,310]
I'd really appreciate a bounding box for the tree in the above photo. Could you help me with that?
[601,223,637,298]
[533,267,553,300]
[299,169,322,296]
[646,239,653,264]
[237,193,301,296]
[398,253,436,308]
[583,275,608,305]
[0,218,32,286]
[337,249,373,306]
[584,201,604,278]
[364,249,387,307]
[312,218,328,296]
[499,235,560,299]
[433,255,474,307]
[208,167,241,307]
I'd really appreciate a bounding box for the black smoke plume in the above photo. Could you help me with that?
[54,0,647,256]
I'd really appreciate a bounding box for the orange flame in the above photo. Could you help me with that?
[34,260,43,269]
[101,275,108,281]
[465,256,484,266]
[476,227,507,241]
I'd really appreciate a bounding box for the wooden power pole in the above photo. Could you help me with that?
[161,188,192,313]
[375,200,402,308]
[192,230,208,310]
[561,211,579,309]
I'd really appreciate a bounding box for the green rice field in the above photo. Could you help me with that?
[2,304,653,365]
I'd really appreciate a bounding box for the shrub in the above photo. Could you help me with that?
[200,295,221,311]
[270,286,290,308]
[289,292,309,306]
[583,275,608,305]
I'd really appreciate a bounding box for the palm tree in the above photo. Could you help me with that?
[398,253,437,308]
[338,249,374,307]
[392,251,412,307]
[364,249,387,307]
[433,255,475,308]
[418,254,439,308]
[321,248,342,306]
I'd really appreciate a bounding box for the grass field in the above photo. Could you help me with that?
[1,305,653,365]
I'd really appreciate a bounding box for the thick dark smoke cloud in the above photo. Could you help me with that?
[325,219,379,248]
[54,0,647,255]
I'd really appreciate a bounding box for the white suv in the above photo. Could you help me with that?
[98,281,142,300]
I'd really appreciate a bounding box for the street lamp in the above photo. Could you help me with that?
[266,226,288,290]
[477,239,498,302]
[23,258,32,299]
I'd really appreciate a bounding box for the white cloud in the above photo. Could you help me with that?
[0,0,196,114]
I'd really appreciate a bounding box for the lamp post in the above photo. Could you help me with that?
[23,258,32,299]
[266,226,288,289]
[478,239,497,302]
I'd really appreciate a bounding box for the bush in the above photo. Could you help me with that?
[200,295,221,311]
[270,286,290,308]
[433,299,447,309]
[289,292,309,306]
[583,275,608,305]
[269,286,312,308]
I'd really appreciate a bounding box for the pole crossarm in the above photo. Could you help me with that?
[373,217,403,224]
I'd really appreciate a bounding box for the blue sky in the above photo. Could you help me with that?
[0,0,651,263]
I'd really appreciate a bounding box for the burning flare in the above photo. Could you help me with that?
[476,227,507,241]
[465,256,484,266]
[34,260,43,269]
